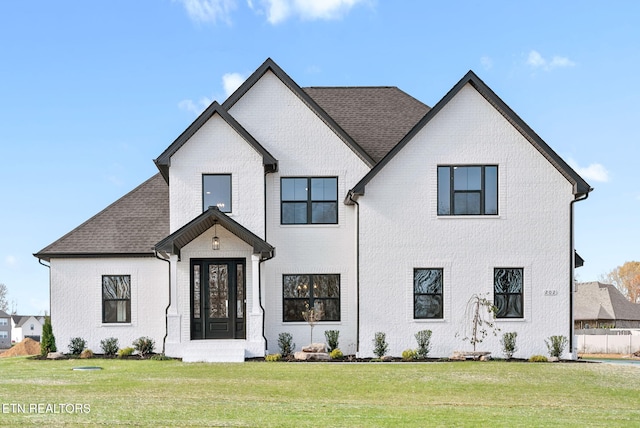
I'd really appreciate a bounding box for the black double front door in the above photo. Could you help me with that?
[191,259,246,340]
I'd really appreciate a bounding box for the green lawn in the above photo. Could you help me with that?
[0,357,638,427]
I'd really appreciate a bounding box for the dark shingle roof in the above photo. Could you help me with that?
[575,282,640,322]
[34,174,169,261]
[303,87,430,163]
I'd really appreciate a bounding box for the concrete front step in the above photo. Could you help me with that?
[180,340,247,363]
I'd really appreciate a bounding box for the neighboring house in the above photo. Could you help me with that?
[34,58,592,362]
[574,282,640,329]
[11,315,45,343]
[0,310,11,349]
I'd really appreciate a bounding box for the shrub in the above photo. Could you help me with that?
[402,349,417,361]
[80,349,94,359]
[415,330,432,358]
[545,335,568,358]
[501,332,518,359]
[133,336,155,358]
[529,355,548,362]
[40,317,56,356]
[325,330,340,352]
[278,332,295,358]
[100,337,119,357]
[330,348,344,360]
[265,353,282,362]
[372,332,389,358]
[68,337,87,355]
[118,347,135,358]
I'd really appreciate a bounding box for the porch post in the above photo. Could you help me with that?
[251,254,261,314]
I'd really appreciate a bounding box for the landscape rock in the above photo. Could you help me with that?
[294,351,330,361]
[47,352,65,360]
[302,343,327,353]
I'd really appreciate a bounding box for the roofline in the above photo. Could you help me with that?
[347,70,593,203]
[154,101,278,182]
[155,206,274,260]
[33,252,156,263]
[222,58,376,168]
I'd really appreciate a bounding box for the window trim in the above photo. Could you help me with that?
[102,275,132,324]
[437,165,498,216]
[282,274,341,322]
[494,267,524,319]
[413,268,444,320]
[280,177,338,225]
[202,174,232,213]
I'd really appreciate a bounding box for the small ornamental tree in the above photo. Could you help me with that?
[456,293,500,352]
[40,317,57,356]
[301,302,324,344]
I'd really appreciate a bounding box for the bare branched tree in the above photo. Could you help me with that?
[0,283,8,312]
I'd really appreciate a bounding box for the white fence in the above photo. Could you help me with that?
[577,334,640,354]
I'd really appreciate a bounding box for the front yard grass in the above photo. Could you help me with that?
[0,357,638,427]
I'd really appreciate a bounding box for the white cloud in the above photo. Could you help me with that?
[569,158,610,183]
[222,72,246,96]
[178,97,212,115]
[480,56,493,70]
[175,0,237,25]
[527,50,576,71]
[256,0,368,24]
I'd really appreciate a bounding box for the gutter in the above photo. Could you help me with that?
[569,191,590,354]
[37,258,51,320]
[347,190,361,354]
[154,250,171,355]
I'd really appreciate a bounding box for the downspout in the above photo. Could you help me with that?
[154,250,171,355]
[569,192,589,354]
[260,171,270,350]
[347,190,361,354]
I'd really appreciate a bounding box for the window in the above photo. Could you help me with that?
[0,331,7,339]
[203,174,231,213]
[30,324,34,331]
[494,268,523,318]
[414,268,443,319]
[102,275,131,323]
[283,274,340,322]
[438,166,497,215]
[0,318,7,326]
[281,177,338,224]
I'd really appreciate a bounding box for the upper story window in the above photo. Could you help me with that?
[438,166,497,215]
[281,177,338,224]
[203,174,231,213]
[414,268,444,319]
[102,275,131,323]
[494,268,523,318]
[0,318,7,326]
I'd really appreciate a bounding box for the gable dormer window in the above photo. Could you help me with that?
[281,177,338,224]
[203,174,232,213]
[437,165,498,215]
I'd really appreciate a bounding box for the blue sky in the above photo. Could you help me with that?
[0,1,637,315]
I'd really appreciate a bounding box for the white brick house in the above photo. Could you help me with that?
[35,58,591,361]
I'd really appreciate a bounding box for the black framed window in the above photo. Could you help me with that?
[438,165,497,215]
[494,268,523,318]
[281,177,338,224]
[414,268,443,319]
[283,274,340,322]
[102,275,131,323]
[203,174,231,213]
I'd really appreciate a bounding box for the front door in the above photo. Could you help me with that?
[191,259,245,340]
